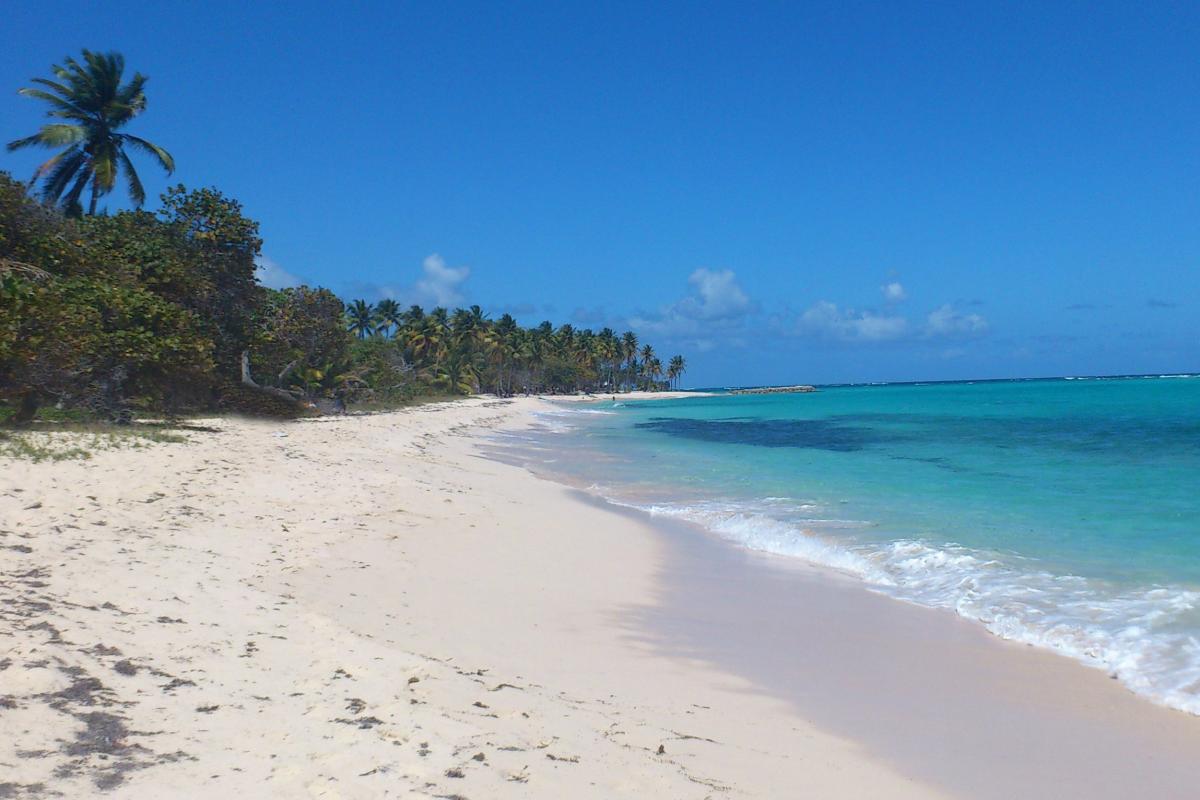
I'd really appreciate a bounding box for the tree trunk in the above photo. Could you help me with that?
[240,351,256,386]
[277,358,300,385]
[241,350,305,402]
[12,391,40,425]
[88,177,99,216]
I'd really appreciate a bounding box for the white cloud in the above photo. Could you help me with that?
[678,268,754,320]
[413,253,470,307]
[924,304,989,337]
[255,256,302,290]
[798,301,909,342]
[627,268,756,339]
[373,253,471,308]
[782,289,990,346]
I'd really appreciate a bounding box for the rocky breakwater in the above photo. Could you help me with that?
[728,385,816,395]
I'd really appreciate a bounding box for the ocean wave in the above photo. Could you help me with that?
[609,495,1200,715]
[539,407,618,415]
[637,501,889,580]
[530,406,613,432]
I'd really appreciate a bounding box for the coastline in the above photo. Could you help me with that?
[2,395,1198,797]
[499,397,1200,798]
[598,494,1200,799]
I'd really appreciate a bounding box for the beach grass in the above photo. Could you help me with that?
[0,418,192,462]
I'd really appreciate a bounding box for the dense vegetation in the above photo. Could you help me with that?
[1,51,685,424]
[0,172,686,422]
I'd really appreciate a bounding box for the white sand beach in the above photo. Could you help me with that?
[3,396,1199,798]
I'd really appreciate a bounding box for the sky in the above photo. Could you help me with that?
[3,1,1197,387]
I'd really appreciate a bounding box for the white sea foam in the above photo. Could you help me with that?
[539,406,617,415]
[533,417,576,434]
[529,405,622,435]
[608,495,1200,715]
[636,501,891,581]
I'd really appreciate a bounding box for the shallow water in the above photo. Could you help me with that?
[503,375,1200,713]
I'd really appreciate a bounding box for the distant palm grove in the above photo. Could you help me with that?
[337,299,686,396]
[0,50,685,423]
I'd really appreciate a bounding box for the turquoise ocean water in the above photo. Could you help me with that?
[507,376,1200,713]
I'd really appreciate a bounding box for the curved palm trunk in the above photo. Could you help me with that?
[240,351,300,402]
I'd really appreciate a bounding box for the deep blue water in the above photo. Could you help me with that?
[511,375,1200,713]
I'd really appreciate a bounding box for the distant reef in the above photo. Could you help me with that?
[729,385,816,395]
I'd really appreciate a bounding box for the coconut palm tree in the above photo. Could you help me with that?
[7,50,175,216]
[374,298,402,337]
[620,331,639,391]
[596,328,618,390]
[345,299,376,340]
[429,307,450,336]
[638,344,655,390]
[432,349,479,394]
[646,356,663,390]
[407,315,444,364]
[450,305,489,349]
[667,355,687,389]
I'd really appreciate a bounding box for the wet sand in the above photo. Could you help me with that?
[602,495,1200,799]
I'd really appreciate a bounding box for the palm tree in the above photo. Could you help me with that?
[620,331,639,391]
[429,307,450,335]
[490,313,520,395]
[596,328,618,390]
[395,304,424,344]
[345,299,376,340]
[638,344,655,390]
[407,315,444,365]
[433,349,479,395]
[667,355,686,389]
[646,356,663,390]
[402,304,425,326]
[7,50,175,216]
[450,305,489,349]
[374,298,402,337]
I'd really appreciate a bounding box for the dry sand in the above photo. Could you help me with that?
[1,396,939,798]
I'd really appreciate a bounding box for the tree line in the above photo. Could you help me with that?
[0,50,686,423]
[339,299,687,396]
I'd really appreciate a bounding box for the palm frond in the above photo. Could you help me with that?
[115,72,148,115]
[7,124,85,152]
[61,165,93,216]
[40,146,86,200]
[27,77,75,99]
[120,134,175,173]
[40,123,86,146]
[117,149,145,207]
[6,133,45,152]
[18,86,90,120]
[92,143,118,194]
[0,258,51,280]
[57,56,98,110]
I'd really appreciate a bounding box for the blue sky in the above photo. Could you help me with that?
[3,1,1197,386]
